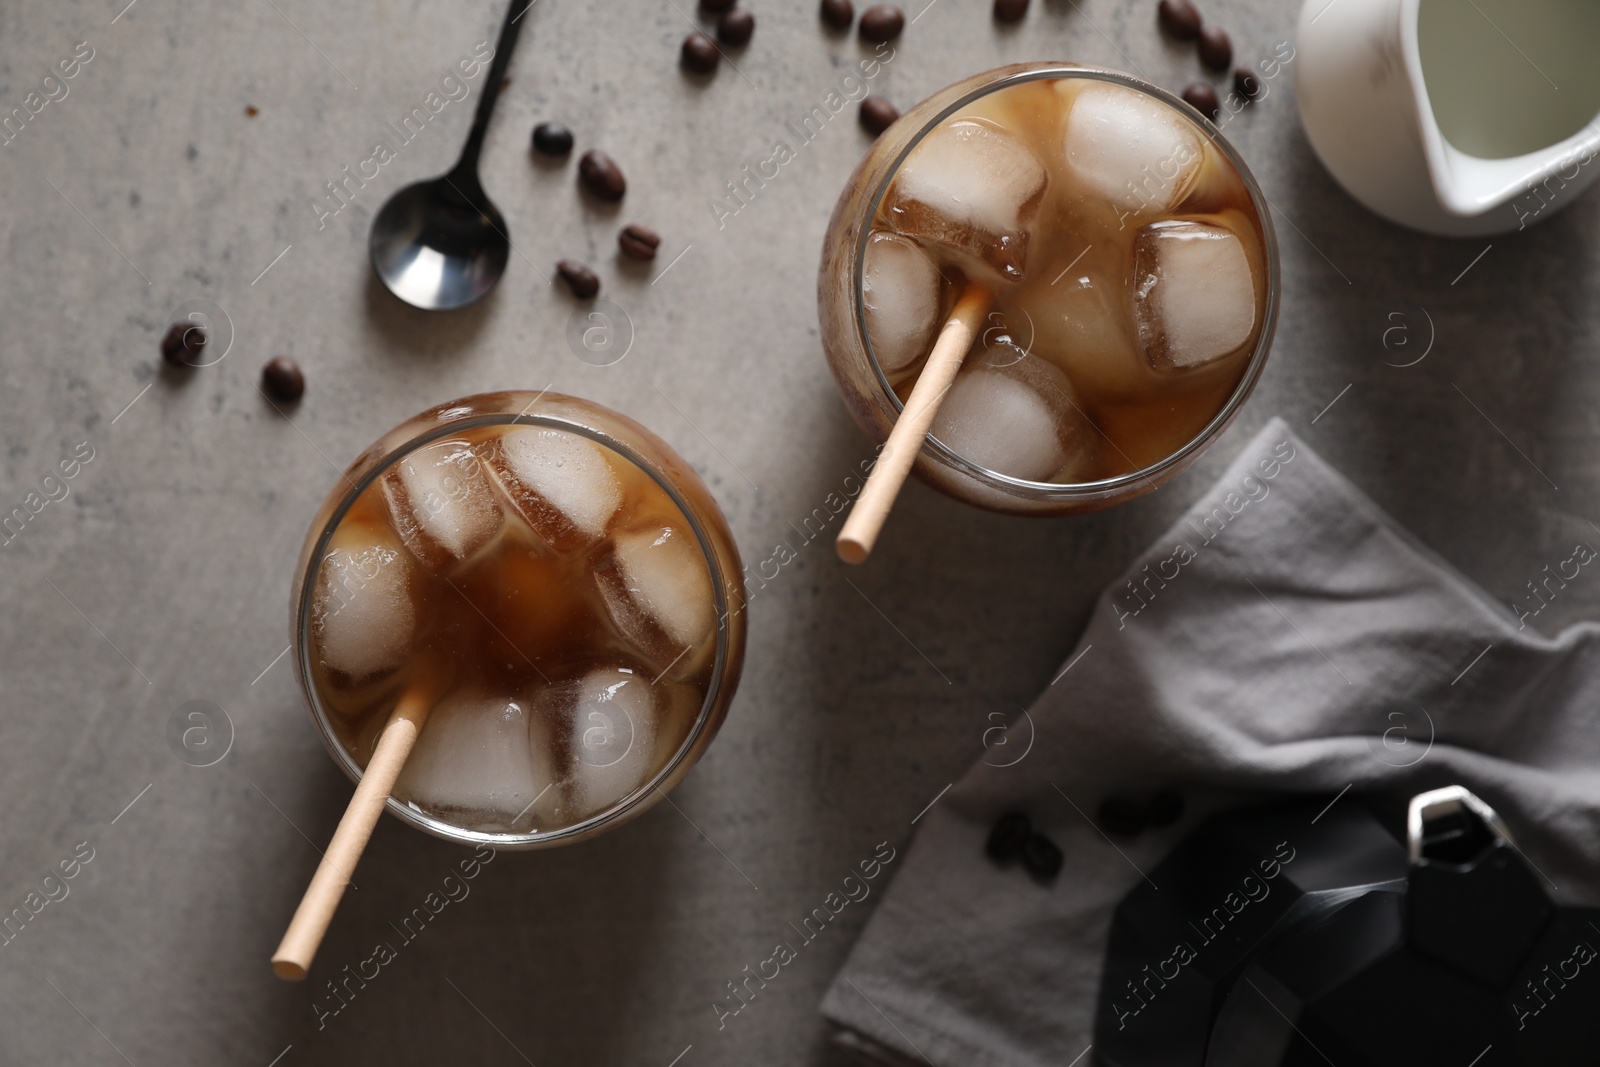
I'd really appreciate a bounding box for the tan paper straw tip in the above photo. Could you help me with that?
[836,536,870,565]
[271,958,308,982]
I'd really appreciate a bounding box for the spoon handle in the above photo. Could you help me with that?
[453,0,534,180]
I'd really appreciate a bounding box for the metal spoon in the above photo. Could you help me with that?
[369,0,533,310]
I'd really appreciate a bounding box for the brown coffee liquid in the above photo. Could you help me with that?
[873,77,1269,481]
[306,423,717,835]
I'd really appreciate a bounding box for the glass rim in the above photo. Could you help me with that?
[852,62,1282,500]
[294,407,737,849]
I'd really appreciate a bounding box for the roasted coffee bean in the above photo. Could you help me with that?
[1157,0,1202,40]
[556,260,600,299]
[701,0,736,10]
[681,32,720,74]
[531,121,573,156]
[1233,65,1262,99]
[994,0,1029,22]
[160,321,206,367]
[718,8,755,45]
[858,3,904,41]
[858,95,899,136]
[261,356,305,403]
[820,0,854,29]
[1145,789,1184,829]
[244,105,259,118]
[1198,24,1232,70]
[578,149,627,201]
[986,812,1032,862]
[618,223,661,261]
[1022,833,1064,879]
[1098,795,1148,838]
[1181,81,1220,119]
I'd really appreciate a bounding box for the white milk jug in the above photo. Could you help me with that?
[1295,0,1600,236]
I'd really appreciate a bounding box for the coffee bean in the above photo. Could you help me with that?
[858,3,904,41]
[681,32,720,74]
[1198,24,1232,70]
[531,121,573,156]
[700,0,736,10]
[244,105,259,118]
[820,0,854,29]
[994,0,1029,22]
[986,812,1032,862]
[717,8,755,45]
[1181,81,1220,119]
[1021,833,1064,880]
[261,356,305,403]
[858,95,899,136]
[618,223,661,261]
[578,149,627,202]
[1233,65,1261,99]
[557,259,600,299]
[1157,0,1202,40]
[1098,795,1148,838]
[1145,789,1184,829]
[160,321,206,367]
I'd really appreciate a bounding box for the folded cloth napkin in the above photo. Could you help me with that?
[820,416,1600,1067]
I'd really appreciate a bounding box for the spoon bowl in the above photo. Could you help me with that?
[370,176,509,311]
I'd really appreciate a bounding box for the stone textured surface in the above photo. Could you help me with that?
[0,0,1596,1064]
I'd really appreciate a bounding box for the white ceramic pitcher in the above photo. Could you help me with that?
[1295,0,1600,236]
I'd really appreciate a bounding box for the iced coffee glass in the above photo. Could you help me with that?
[819,63,1280,514]
[290,391,746,849]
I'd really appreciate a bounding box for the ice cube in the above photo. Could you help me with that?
[1132,219,1257,370]
[597,525,716,673]
[489,426,622,550]
[929,340,1097,482]
[564,666,658,818]
[1062,82,1204,218]
[382,438,504,570]
[1014,266,1151,400]
[863,231,944,376]
[311,519,415,681]
[396,691,561,832]
[886,118,1048,281]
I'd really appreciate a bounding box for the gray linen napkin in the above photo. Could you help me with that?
[819,416,1600,1067]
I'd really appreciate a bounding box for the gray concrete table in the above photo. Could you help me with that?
[2,0,1596,1064]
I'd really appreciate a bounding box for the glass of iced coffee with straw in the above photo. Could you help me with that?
[821,64,1280,555]
[272,391,744,978]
